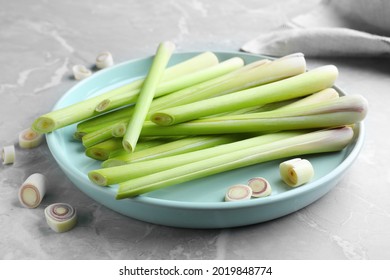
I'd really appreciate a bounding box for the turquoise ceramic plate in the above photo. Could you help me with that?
[46,52,365,228]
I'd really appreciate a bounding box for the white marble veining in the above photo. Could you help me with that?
[1,0,390,260]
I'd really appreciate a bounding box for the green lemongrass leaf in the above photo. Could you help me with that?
[32,51,218,133]
[122,41,176,152]
[151,65,338,126]
[90,131,303,186]
[116,127,354,198]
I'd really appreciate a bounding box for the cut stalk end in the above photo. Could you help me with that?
[88,172,108,186]
[151,113,175,126]
[32,117,56,133]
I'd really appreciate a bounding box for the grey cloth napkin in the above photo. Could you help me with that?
[241,0,390,57]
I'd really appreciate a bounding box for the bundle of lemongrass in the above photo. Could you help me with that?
[32,41,368,199]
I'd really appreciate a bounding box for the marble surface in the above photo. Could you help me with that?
[1,0,389,260]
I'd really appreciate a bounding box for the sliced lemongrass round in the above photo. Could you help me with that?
[44,203,77,233]
[279,158,314,187]
[224,184,252,202]
[247,177,272,198]
[72,64,92,80]
[18,127,44,148]
[1,145,15,164]
[96,51,114,69]
[18,173,46,208]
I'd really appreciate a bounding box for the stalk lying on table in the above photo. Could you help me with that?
[151,65,339,126]
[139,95,367,136]
[116,126,354,198]
[89,131,304,186]
[31,51,219,133]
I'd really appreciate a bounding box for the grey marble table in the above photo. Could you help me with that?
[1,0,389,260]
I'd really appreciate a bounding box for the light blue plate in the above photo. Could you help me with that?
[46,52,365,228]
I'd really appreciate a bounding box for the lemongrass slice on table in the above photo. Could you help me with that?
[225,184,252,202]
[96,51,114,69]
[1,145,15,164]
[72,65,92,80]
[19,128,44,148]
[247,177,272,198]
[44,203,77,233]
[18,173,46,208]
[279,158,314,187]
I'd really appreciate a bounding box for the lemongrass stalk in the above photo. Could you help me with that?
[147,53,306,115]
[76,53,305,136]
[82,125,115,148]
[102,135,239,168]
[107,138,173,159]
[77,106,134,134]
[76,59,269,134]
[140,95,367,136]
[85,138,124,160]
[151,65,338,126]
[275,88,339,111]
[32,51,218,133]
[90,131,302,185]
[213,95,367,120]
[116,126,354,198]
[122,41,176,152]
[95,57,245,113]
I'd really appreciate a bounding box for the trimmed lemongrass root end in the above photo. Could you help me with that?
[224,184,253,202]
[19,128,44,148]
[247,177,272,198]
[1,145,15,164]
[44,203,77,233]
[96,51,114,69]
[279,158,314,187]
[72,65,92,80]
[18,173,46,208]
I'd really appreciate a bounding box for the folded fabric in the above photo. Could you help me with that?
[241,0,390,57]
[241,25,390,57]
